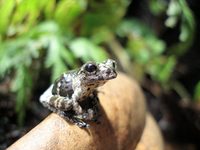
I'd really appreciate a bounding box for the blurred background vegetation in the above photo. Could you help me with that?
[0,0,200,149]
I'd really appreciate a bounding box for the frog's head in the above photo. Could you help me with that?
[79,59,117,86]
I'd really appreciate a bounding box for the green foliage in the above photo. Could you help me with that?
[0,0,197,125]
[54,0,87,29]
[149,0,167,15]
[149,0,195,56]
[116,19,176,84]
[165,0,195,55]
[0,37,37,125]
[117,19,166,64]
[0,0,15,34]
[11,66,32,125]
[81,0,130,35]
[70,38,108,62]
[147,56,176,84]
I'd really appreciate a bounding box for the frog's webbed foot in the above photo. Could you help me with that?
[74,120,89,128]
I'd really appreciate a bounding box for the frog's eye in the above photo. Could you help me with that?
[85,63,97,73]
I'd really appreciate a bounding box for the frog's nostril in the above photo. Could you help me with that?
[106,69,111,75]
[112,62,116,68]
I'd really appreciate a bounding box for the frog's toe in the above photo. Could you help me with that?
[75,121,89,128]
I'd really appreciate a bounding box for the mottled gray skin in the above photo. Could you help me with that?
[40,59,117,127]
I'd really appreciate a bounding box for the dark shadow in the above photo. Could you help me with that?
[62,92,118,149]
[87,103,119,150]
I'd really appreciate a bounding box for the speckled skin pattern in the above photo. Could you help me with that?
[40,59,117,127]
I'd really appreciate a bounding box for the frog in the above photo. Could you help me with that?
[40,59,117,127]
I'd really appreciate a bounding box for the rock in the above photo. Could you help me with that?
[7,73,163,150]
[135,114,164,150]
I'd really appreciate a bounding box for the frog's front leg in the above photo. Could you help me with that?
[71,88,84,115]
[74,92,100,121]
[71,88,96,120]
[41,95,73,114]
[43,95,89,127]
[50,95,73,110]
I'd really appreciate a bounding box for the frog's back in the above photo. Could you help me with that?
[52,70,77,98]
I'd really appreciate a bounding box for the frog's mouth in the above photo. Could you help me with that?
[98,69,117,81]
[84,69,117,84]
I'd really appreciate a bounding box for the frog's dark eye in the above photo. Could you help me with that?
[85,63,97,73]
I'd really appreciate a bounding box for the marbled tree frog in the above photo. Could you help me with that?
[40,59,117,127]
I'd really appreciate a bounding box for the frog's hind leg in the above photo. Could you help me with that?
[40,85,73,112]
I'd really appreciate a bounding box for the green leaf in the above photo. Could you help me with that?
[0,37,40,77]
[0,0,15,34]
[127,39,150,64]
[179,0,195,42]
[69,38,108,62]
[44,35,76,81]
[180,20,189,42]
[165,0,182,28]
[149,0,167,15]
[54,0,87,28]
[158,56,176,83]
[11,65,32,125]
[8,0,49,34]
[146,37,166,55]
[117,19,157,37]
[164,0,195,56]
[147,56,176,84]
[12,0,30,24]
[165,16,178,28]
[82,0,130,34]
[27,21,60,39]
[166,0,181,16]
[118,19,166,64]
[60,47,76,67]
[91,28,113,44]
[44,0,56,19]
